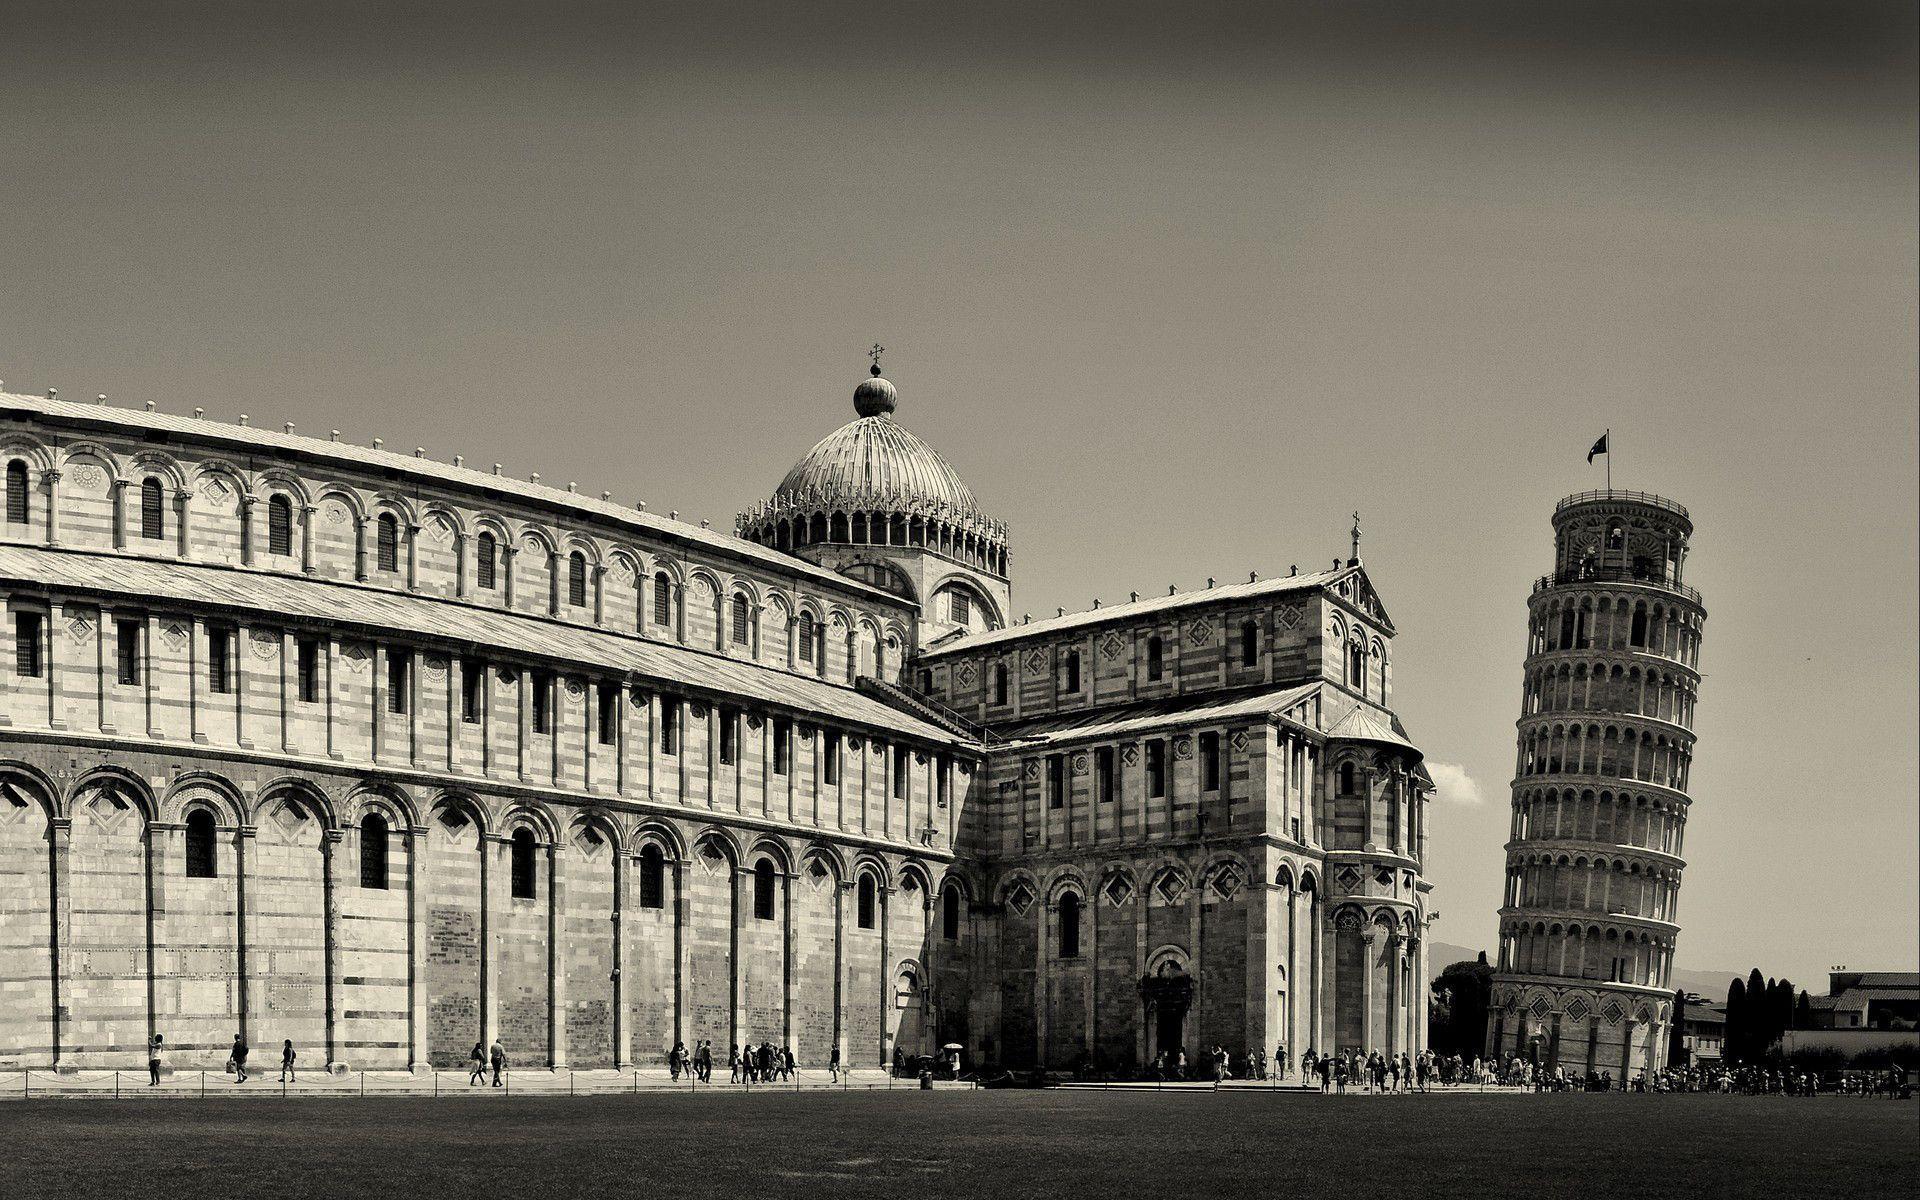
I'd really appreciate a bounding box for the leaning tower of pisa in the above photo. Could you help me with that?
[1488,490,1706,1080]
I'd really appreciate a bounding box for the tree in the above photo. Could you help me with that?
[1795,990,1812,1030]
[1726,976,1747,1063]
[1668,989,1689,1067]
[1429,953,1493,1057]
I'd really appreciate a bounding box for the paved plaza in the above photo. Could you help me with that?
[4,1088,1911,1200]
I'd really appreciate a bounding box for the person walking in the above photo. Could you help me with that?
[147,1033,165,1087]
[489,1038,506,1087]
[468,1042,488,1086]
[729,1044,742,1084]
[782,1046,796,1081]
[230,1033,250,1083]
[829,1044,841,1084]
[280,1039,297,1084]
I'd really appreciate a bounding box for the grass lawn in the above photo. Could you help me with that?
[3,1090,1913,1199]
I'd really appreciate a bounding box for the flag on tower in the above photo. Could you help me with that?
[1586,433,1609,463]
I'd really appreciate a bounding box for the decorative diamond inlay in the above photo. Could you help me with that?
[1004,881,1036,916]
[1154,872,1185,907]
[1277,604,1301,630]
[1023,760,1040,782]
[1209,866,1243,900]
[1025,648,1048,674]
[1530,996,1553,1021]
[67,614,95,642]
[1100,631,1126,659]
[1187,620,1211,646]
[955,661,975,686]
[1564,998,1590,1023]
[1602,1000,1625,1027]
[1122,744,1139,768]
[1103,875,1133,907]
[1229,729,1250,754]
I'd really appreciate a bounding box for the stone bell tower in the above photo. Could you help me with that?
[1488,489,1706,1080]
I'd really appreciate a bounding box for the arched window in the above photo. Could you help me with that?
[360,812,389,890]
[1059,892,1081,958]
[857,874,877,929]
[753,858,776,920]
[376,513,399,572]
[652,572,673,626]
[798,613,816,663]
[140,478,165,540]
[993,663,1009,705]
[731,593,750,646]
[476,532,498,590]
[1146,635,1163,682]
[1241,621,1258,667]
[1630,608,1648,647]
[1062,650,1081,694]
[1348,642,1366,695]
[942,886,962,940]
[510,827,537,899]
[1339,762,1356,795]
[267,495,294,556]
[184,808,217,878]
[3,460,27,525]
[567,551,588,607]
[639,844,666,909]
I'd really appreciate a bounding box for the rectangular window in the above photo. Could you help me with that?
[1095,747,1114,803]
[387,651,409,714]
[461,659,483,723]
[531,670,552,734]
[1200,731,1220,791]
[718,708,737,766]
[14,611,43,678]
[823,733,839,785]
[1146,739,1166,798]
[1047,754,1065,809]
[936,755,949,808]
[116,619,141,686]
[1146,637,1163,682]
[950,591,970,624]
[659,699,678,755]
[1290,815,1302,842]
[893,745,910,799]
[597,683,618,746]
[208,627,233,694]
[296,637,320,703]
[772,716,791,776]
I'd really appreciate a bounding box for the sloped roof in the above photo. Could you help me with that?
[919,567,1356,658]
[1000,682,1322,748]
[1326,702,1421,753]
[0,546,965,746]
[0,391,902,608]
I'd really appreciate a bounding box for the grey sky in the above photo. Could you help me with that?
[3,1,1914,986]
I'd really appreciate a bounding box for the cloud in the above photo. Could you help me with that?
[1426,761,1485,806]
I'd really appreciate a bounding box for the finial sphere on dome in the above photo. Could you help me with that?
[853,370,898,417]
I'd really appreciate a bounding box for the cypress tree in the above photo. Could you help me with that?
[1669,989,1689,1067]
[1726,977,1747,1062]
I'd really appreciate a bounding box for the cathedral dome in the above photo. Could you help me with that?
[736,363,1008,576]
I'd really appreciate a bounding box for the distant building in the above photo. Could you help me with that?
[1804,972,1919,1031]
[1676,994,1725,1066]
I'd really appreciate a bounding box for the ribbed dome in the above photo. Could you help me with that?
[773,412,982,519]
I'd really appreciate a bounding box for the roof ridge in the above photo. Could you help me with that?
[0,391,905,608]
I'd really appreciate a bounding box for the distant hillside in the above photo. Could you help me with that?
[1425,940,1743,1000]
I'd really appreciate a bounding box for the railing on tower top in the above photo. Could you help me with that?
[1533,566,1702,605]
[1555,490,1690,521]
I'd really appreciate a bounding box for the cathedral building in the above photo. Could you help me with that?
[0,361,1435,1075]
[1488,491,1705,1078]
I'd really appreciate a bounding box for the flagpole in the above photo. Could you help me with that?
[1606,427,1612,491]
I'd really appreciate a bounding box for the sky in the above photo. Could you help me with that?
[3,0,1915,989]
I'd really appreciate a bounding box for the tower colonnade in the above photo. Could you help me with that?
[1488,491,1706,1082]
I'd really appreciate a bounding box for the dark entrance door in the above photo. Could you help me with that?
[1156,1000,1187,1061]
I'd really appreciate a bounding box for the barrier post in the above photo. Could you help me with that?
[116,1072,121,1100]
[360,1071,366,1097]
